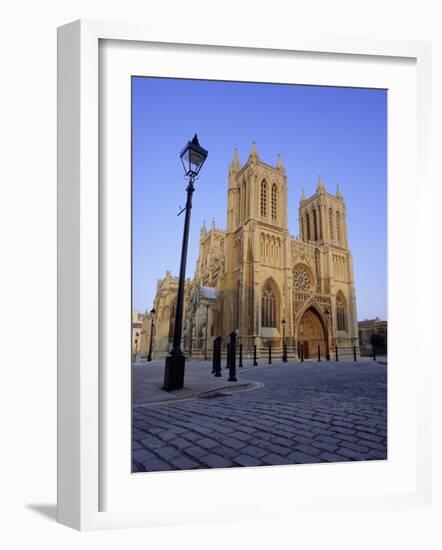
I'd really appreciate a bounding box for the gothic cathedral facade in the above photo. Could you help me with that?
[142,143,359,360]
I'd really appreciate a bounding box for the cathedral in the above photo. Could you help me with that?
[139,142,359,361]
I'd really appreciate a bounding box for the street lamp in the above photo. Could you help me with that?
[163,134,208,391]
[324,308,331,361]
[282,318,287,362]
[147,307,156,362]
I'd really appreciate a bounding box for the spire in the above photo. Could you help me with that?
[211,217,216,230]
[230,148,241,172]
[232,148,240,168]
[248,140,259,162]
[200,219,207,237]
[301,187,306,203]
[317,175,325,193]
[336,184,343,199]
[276,153,285,172]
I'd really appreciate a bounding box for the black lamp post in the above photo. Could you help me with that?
[147,307,156,362]
[282,318,287,362]
[324,308,331,361]
[163,134,208,391]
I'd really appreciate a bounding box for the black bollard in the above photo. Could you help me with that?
[213,336,222,377]
[253,345,258,366]
[226,342,230,369]
[239,343,243,368]
[353,346,357,362]
[300,344,304,362]
[268,344,272,364]
[228,331,238,382]
[373,347,376,361]
[283,343,287,363]
[318,345,321,362]
[335,346,339,362]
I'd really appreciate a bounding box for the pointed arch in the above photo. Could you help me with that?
[312,208,318,241]
[336,211,342,244]
[260,180,268,217]
[261,278,280,328]
[306,212,311,241]
[336,290,348,331]
[241,180,247,222]
[271,183,278,221]
[329,208,334,240]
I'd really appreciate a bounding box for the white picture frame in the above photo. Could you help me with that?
[57,19,434,531]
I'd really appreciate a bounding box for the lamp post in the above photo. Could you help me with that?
[163,134,208,391]
[147,307,156,362]
[324,308,331,361]
[282,318,287,362]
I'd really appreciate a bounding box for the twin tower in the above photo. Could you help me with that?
[218,141,357,356]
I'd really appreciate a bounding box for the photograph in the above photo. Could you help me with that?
[131,76,388,473]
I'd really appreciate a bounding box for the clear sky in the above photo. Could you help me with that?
[132,77,387,321]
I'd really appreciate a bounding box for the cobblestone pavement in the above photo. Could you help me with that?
[132,361,387,472]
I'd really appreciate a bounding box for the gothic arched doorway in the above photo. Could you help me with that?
[296,307,327,359]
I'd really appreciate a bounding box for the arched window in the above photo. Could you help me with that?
[261,282,278,327]
[271,184,277,221]
[313,209,318,241]
[241,181,247,222]
[306,213,311,241]
[260,181,267,217]
[336,211,342,244]
[329,208,334,240]
[336,293,347,331]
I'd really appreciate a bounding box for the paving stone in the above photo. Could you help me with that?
[139,435,165,450]
[261,453,292,465]
[196,437,219,450]
[155,445,182,461]
[318,452,351,462]
[356,438,386,451]
[132,448,157,464]
[140,458,175,471]
[211,445,240,459]
[294,444,322,457]
[336,447,368,461]
[199,454,233,468]
[234,454,263,467]
[287,451,322,464]
[184,445,210,459]
[309,440,339,453]
[223,437,247,450]
[339,441,370,453]
[240,445,268,458]
[169,456,200,470]
[355,432,384,444]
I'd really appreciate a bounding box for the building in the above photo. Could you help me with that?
[146,143,359,360]
[131,310,144,356]
[358,317,387,356]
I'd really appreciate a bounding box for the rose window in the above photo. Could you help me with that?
[293,266,311,291]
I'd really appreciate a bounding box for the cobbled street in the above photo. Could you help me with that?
[132,361,387,472]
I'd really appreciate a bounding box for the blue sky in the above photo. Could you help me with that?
[132,77,387,321]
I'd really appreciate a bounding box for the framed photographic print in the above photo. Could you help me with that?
[57,20,433,530]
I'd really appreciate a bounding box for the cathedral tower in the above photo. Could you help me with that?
[223,143,290,347]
